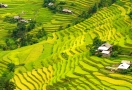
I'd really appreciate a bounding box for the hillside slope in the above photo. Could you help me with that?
[0,0,132,90]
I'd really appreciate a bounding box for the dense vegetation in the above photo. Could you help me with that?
[0,0,132,90]
[0,63,16,90]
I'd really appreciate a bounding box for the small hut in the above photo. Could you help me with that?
[62,9,72,14]
[98,43,112,57]
[0,3,8,8]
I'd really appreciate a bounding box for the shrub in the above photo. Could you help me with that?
[4,16,17,23]
[61,52,68,60]
[59,1,66,5]
[70,2,75,6]
[129,11,132,19]
[7,63,16,72]
[118,69,130,74]
[111,51,118,57]
[97,52,102,57]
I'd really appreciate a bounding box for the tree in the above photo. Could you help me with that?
[5,38,17,50]
[58,6,63,12]
[93,37,103,49]
[27,20,36,31]
[90,48,96,55]
[7,63,16,72]
[0,72,15,90]
[111,51,118,57]
[5,81,16,90]
[78,11,89,19]
[129,11,132,19]
[66,24,71,28]
[119,69,130,74]
[92,3,97,13]
[3,16,17,23]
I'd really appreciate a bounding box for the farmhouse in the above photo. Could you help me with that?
[98,43,112,57]
[118,60,131,69]
[48,2,54,6]
[14,16,29,23]
[0,3,8,8]
[62,9,72,14]
[14,16,21,20]
[20,19,28,23]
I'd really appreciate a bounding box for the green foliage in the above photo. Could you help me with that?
[90,48,96,55]
[7,63,16,72]
[128,29,132,39]
[58,1,66,5]
[36,27,47,39]
[4,38,17,50]
[61,52,68,60]
[43,0,56,7]
[0,63,16,90]
[78,11,91,19]
[111,51,118,57]
[118,69,130,74]
[89,37,103,56]
[70,2,75,6]
[66,24,71,28]
[72,17,84,25]
[3,19,41,50]
[93,37,103,49]
[112,45,119,51]
[98,0,116,7]
[58,25,63,31]
[27,20,36,31]
[129,11,132,19]
[3,16,17,23]
[91,3,97,13]
[12,22,27,38]
[0,73,15,90]
[97,52,102,57]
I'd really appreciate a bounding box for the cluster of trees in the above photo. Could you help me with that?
[98,0,116,8]
[43,0,56,7]
[2,20,47,50]
[0,63,16,90]
[111,45,121,57]
[88,37,120,58]
[3,16,18,23]
[88,37,104,56]
[118,66,132,74]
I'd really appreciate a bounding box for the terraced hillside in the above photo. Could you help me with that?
[0,0,98,45]
[0,0,132,90]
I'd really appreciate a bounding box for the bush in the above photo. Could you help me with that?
[111,51,118,57]
[7,63,16,72]
[118,69,130,74]
[59,1,66,5]
[97,52,102,57]
[4,16,17,23]
[129,11,132,19]
[90,48,96,56]
[70,2,75,6]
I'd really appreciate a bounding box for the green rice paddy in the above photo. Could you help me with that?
[0,0,132,90]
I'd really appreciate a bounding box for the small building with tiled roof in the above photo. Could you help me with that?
[98,43,112,57]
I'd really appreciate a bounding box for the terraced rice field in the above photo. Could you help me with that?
[0,0,99,44]
[0,0,132,90]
